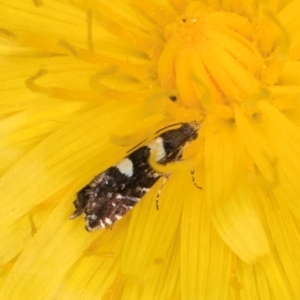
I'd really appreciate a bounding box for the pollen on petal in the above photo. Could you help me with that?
[158,2,264,108]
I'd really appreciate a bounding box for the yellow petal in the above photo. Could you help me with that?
[0,189,100,299]
[0,101,86,175]
[121,173,184,281]
[181,169,232,298]
[1,0,300,298]
[254,188,300,298]
[235,101,300,219]
[205,119,270,263]
[55,219,129,299]
[0,102,157,259]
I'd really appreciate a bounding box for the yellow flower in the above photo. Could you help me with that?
[0,0,300,299]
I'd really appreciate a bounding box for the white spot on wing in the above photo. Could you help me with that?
[116,158,134,177]
[89,214,97,220]
[148,137,166,161]
[105,217,113,225]
[129,197,140,202]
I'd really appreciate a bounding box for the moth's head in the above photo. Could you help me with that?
[180,121,200,140]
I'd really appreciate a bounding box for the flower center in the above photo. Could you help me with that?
[158,2,265,112]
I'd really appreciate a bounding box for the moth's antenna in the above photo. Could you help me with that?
[127,122,185,153]
[155,119,226,135]
[155,122,184,134]
[126,140,146,153]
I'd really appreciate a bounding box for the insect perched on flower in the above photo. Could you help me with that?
[70,121,200,231]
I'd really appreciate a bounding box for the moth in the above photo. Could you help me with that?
[70,121,200,231]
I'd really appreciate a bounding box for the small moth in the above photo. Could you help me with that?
[70,121,200,231]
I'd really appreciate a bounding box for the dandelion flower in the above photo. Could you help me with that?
[0,0,300,299]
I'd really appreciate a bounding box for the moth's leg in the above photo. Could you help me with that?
[190,169,202,189]
[156,173,170,210]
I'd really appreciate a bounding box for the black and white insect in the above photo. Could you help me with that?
[70,120,200,231]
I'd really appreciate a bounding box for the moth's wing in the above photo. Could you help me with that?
[71,144,166,229]
[70,166,133,219]
[84,169,163,231]
[84,193,140,231]
[71,145,156,218]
